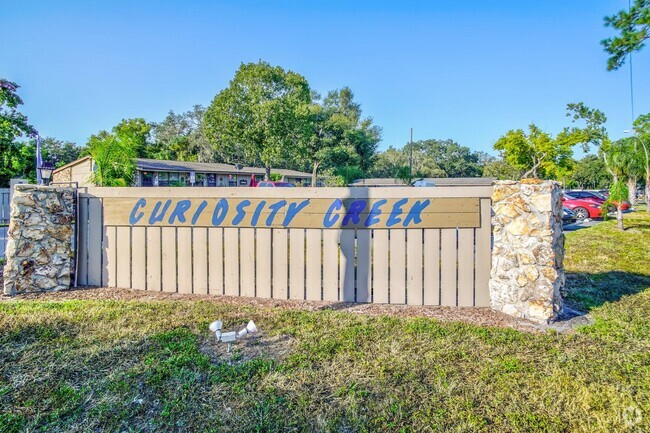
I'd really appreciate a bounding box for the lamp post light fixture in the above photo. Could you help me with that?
[38,161,56,186]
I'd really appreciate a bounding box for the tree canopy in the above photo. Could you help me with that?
[602,0,650,70]
[203,61,312,180]
[0,79,37,186]
[493,124,575,179]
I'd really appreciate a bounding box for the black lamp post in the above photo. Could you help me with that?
[38,161,56,186]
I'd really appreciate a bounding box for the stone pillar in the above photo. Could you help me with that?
[3,185,76,295]
[489,179,565,323]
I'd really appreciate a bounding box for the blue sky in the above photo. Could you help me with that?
[2,0,648,157]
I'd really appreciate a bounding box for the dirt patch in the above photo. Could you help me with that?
[0,286,549,332]
[200,331,296,366]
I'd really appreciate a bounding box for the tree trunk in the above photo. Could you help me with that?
[265,166,271,181]
[616,204,624,231]
[646,171,650,213]
[627,177,638,206]
[311,161,320,187]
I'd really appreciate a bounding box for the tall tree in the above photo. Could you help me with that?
[568,155,610,189]
[0,79,37,186]
[40,137,82,167]
[203,61,312,180]
[301,88,381,184]
[152,105,213,162]
[632,113,650,211]
[602,0,650,70]
[112,118,153,158]
[493,124,574,179]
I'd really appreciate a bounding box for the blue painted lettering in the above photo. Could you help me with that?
[191,200,208,225]
[323,199,343,228]
[364,199,387,227]
[282,199,310,226]
[265,200,286,226]
[168,200,192,224]
[212,198,229,226]
[386,198,408,227]
[251,200,267,226]
[129,198,146,225]
[232,200,251,225]
[342,200,367,226]
[148,200,171,225]
[402,199,430,227]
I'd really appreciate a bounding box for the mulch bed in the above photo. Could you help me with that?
[0,285,544,333]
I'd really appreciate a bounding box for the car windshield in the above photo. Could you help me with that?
[592,192,607,200]
[564,193,576,199]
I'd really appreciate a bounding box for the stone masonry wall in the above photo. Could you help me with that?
[489,179,565,323]
[3,185,76,295]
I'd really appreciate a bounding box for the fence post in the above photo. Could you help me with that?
[2,185,76,295]
[489,179,565,323]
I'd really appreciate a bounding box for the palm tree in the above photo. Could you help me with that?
[601,139,636,230]
[85,131,136,187]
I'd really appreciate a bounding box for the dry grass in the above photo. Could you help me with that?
[0,211,648,432]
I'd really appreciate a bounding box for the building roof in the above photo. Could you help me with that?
[54,157,312,178]
[135,158,312,178]
[349,177,495,187]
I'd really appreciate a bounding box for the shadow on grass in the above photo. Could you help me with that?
[564,271,650,312]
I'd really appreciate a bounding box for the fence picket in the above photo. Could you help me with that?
[440,228,457,306]
[305,229,321,300]
[240,227,255,297]
[256,228,272,298]
[177,227,193,294]
[289,228,305,300]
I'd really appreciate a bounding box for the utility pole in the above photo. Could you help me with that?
[409,128,413,180]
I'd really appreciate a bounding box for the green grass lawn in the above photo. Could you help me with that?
[1,212,649,432]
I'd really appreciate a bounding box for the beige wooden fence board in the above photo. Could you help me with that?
[322,229,339,301]
[289,229,305,300]
[83,186,493,199]
[389,229,406,304]
[440,228,457,306]
[131,227,146,291]
[255,228,272,298]
[177,227,193,294]
[161,227,177,292]
[339,230,355,302]
[305,229,321,300]
[116,227,131,288]
[423,229,440,305]
[103,226,116,287]
[146,227,162,291]
[356,230,371,303]
[208,228,224,295]
[457,228,475,306]
[87,198,103,286]
[240,228,255,297]
[101,195,481,229]
[192,228,208,294]
[77,197,89,285]
[474,198,492,307]
[272,229,288,299]
[406,229,423,305]
[223,228,239,296]
[372,230,389,303]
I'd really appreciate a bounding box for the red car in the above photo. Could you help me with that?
[561,194,604,220]
[566,190,630,211]
[257,181,295,187]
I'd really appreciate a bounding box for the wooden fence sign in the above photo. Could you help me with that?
[102,196,481,229]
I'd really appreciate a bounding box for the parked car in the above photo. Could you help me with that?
[562,207,577,225]
[566,190,630,211]
[561,193,603,220]
[257,181,295,187]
